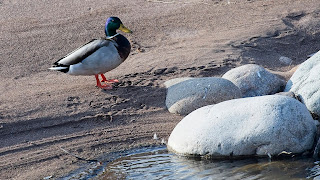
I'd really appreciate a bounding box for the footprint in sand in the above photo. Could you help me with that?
[66,96,81,113]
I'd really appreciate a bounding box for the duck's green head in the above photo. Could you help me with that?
[105,17,132,37]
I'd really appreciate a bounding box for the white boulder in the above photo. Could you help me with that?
[165,77,242,115]
[222,64,285,97]
[285,51,320,116]
[167,95,317,157]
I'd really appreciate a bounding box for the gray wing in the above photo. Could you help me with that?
[54,39,110,66]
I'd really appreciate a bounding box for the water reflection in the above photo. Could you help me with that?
[100,147,319,179]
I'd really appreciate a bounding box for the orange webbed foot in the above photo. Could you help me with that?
[95,74,115,90]
[100,74,119,83]
[103,79,119,83]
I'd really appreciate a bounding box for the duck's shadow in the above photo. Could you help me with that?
[97,82,167,113]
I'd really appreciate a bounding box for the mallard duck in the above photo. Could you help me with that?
[49,17,132,89]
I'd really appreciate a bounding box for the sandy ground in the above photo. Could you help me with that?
[1,0,320,179]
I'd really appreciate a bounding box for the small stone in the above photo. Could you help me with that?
[279,56,292,65]
[153,133,158,140]
[153,68,167,75]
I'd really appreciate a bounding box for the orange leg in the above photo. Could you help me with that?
[95,75,112,89]
[100,74,119,83]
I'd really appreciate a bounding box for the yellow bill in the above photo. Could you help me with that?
[119,24,132,33]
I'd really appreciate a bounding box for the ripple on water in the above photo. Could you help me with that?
[98,146,320,180]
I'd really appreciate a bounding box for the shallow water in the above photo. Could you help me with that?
[98,146,320,180]
[61,146,320,179]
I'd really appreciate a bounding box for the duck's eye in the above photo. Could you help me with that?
[111,19,115,22]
